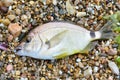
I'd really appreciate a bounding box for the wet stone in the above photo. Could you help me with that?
[0,61,3,67]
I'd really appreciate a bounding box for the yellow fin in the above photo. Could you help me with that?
[54,53,68,59]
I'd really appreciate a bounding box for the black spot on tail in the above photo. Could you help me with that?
[90,31,95,38]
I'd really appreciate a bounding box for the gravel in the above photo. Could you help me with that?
[0,0,120,80]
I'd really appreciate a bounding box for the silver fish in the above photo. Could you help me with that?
[14,21,113,60]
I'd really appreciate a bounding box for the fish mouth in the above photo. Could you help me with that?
[14,46,22,53]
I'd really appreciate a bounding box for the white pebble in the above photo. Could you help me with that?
[76,12,86,17]
[108,61,119,75]
[117,22,120,26]
[108,76,113,80]
[76,58,81,62]
[84,66,92,77]
[94,66,99,73]
[95,5,101,10]
[8,6,12,11]
[59,70,62,75]
[0,23,4,27]
[91,56,94,59]
[95,50,100,56]
[53,0,57,5]
[20,77,28,80]
[105,41,110,46]
[66,0,76,14]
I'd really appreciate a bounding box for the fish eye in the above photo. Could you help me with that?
[26,36,32,43]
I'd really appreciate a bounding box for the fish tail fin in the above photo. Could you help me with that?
[100,21,114,39]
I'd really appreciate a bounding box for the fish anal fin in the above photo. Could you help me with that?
[80,41,98,54]
[54,52,68,59]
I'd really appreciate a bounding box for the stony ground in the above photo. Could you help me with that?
[0,0,120,80]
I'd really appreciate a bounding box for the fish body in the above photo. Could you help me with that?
[15,21,113,59]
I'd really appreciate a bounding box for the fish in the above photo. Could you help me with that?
[14,21,113,60]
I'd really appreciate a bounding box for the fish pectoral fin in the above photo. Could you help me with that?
[81,41,98,53]
[48,30,68,48]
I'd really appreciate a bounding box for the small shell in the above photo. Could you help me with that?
[108,61,119,75]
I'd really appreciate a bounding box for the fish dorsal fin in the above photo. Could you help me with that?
[45,30,68,48]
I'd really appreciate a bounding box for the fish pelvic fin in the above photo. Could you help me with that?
[99,20,114,39]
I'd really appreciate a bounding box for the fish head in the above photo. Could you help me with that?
[14,32,42,58]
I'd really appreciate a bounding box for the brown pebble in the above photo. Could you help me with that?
[94,0,100,5]
[78,54,84,59]
[98,15,102,20]
[104,47,109,52]
[3,0,13,7]
[15,9,21,15]
[8,23,22,38]
[47,64,53,70]
[7,34,13,42]
[46,0,52,5]
[0,1,3,7]
[0,6,8,13]
[2,19,10,26]
[7,15,16,21]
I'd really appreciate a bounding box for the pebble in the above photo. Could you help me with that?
[95,5,101,10]
[47,64,53,70]
[20,77,28,80]
[29,1,34,5]
[0,23,4,27]
[0,34,3,41]
[108,76,113,80]
[59,70,63,75]
[41,77,46,80]
[8,6,12,11]
[15,9,21,15]
[53,0,57,5]
[116,3,120,9]
[0,74,5,80]
[21,15,28,21]
[76,58,81,62]
[6,64,13,72]
[2,19,10,26]
[0,6,8,13]
[84,66,92,77]
[7,34,13,42]
[7,15,16,21]
[0,61,3,67]
[93,66,99,73]
[46,0,53,5]
[15,70,20,76]
[78,62,84,68]
[108,48,117,55]
[108,61,119,75]
[112,44,118,48]
[105,41,110,46]
[8,23,22,38]
[76,12,86,17]
[0,1,3,7]
[66,0,76,14]
[3,0,13,7]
